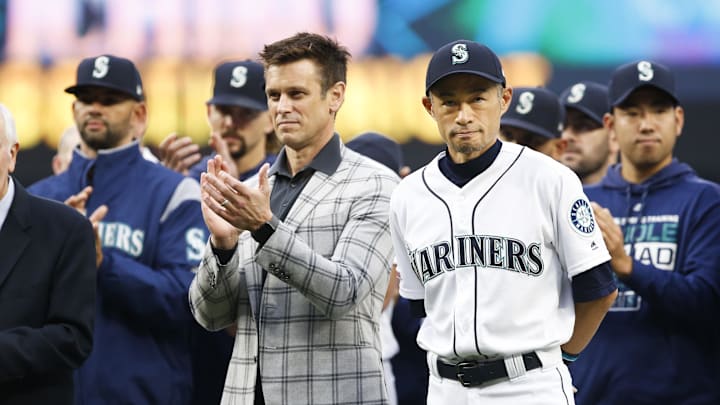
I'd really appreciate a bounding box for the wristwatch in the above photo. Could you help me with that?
[251,216,279,244]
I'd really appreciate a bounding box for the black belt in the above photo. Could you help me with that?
[436,352,542,387]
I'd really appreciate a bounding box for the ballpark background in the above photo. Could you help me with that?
[7,0,720,185]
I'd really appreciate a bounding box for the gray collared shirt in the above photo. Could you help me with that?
[266,133,342,224]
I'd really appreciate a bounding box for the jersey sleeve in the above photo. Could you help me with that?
[571,261,616,302]
[554,168,611,278]
[390,190,425,300]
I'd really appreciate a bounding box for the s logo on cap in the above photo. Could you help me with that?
[637,61,654,82]
[93,56,110,79]
[451,43,468,65]
[567,83,586,104]
[516,91,535,115]
[230,66,248,88]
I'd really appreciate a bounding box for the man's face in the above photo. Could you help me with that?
[608,87,683,173]
[423,74,511,163]
[561,108,613,178]
[72,87,141,151]
[265,59,343,151]
[206,104,271,159]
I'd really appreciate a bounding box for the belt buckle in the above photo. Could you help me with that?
[455,361,479,387]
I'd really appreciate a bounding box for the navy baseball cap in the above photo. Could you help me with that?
[346,132,403,173]
[425,40,506,93]
[560,81,609,125]
[65,55,144,101]
[609,60,678,106]
[207,60,267,111]
[501,87,563,139]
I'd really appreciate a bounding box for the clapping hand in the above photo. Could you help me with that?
[200,155,272,249]
[65,186,108,267]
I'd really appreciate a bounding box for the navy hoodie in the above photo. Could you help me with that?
[570,160,720,405]
[29,142,207,405]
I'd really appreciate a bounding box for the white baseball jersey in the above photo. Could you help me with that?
[390,142,610,361]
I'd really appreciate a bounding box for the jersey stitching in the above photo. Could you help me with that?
[421,165,459,358]
[469,146,525,357]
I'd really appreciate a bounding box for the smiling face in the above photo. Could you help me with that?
[606,87,683,182]
[423,74,511,163]
[72,87,146,154]
[264,59,344,153]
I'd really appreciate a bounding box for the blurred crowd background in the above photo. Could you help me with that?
[7,0,720,185]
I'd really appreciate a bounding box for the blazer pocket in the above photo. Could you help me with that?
[296,212,348,258]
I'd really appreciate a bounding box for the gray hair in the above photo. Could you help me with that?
[0,103,18,146]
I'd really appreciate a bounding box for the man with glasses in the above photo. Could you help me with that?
[29,55,207,405]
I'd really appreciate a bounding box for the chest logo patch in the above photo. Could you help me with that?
[570,198,595,235]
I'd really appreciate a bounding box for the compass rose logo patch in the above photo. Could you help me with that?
[569,199,595,235]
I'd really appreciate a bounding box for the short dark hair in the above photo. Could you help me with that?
[259,32,351,94]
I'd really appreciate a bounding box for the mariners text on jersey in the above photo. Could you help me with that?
[410,235,543,284]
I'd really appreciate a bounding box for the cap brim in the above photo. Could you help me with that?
[426,70,505,93]
[564,105,604,125]
[65,83,144,101]
[611,84,678,107]
[206,95,267,111]
[501,118,559,139]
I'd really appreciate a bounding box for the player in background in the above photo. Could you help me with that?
[159,60,278,182]
[28,55,207,405]
[559,82,618,185]
[390,39,617,404]
[499,86,567,160]
[569,61,720,404]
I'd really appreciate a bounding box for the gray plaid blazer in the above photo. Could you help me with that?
[189,146,399,405]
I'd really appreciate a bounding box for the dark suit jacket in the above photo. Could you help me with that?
[0,178,96,405]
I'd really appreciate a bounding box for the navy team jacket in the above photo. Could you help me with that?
[29,142,207,405]
[571,160,720,405]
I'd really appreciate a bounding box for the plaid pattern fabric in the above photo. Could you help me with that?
[190,147,399,405]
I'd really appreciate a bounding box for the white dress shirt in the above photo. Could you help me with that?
[0,177,16,232]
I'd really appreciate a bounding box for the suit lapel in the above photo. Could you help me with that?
[282,163,349,232]
[0,180,31,290]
